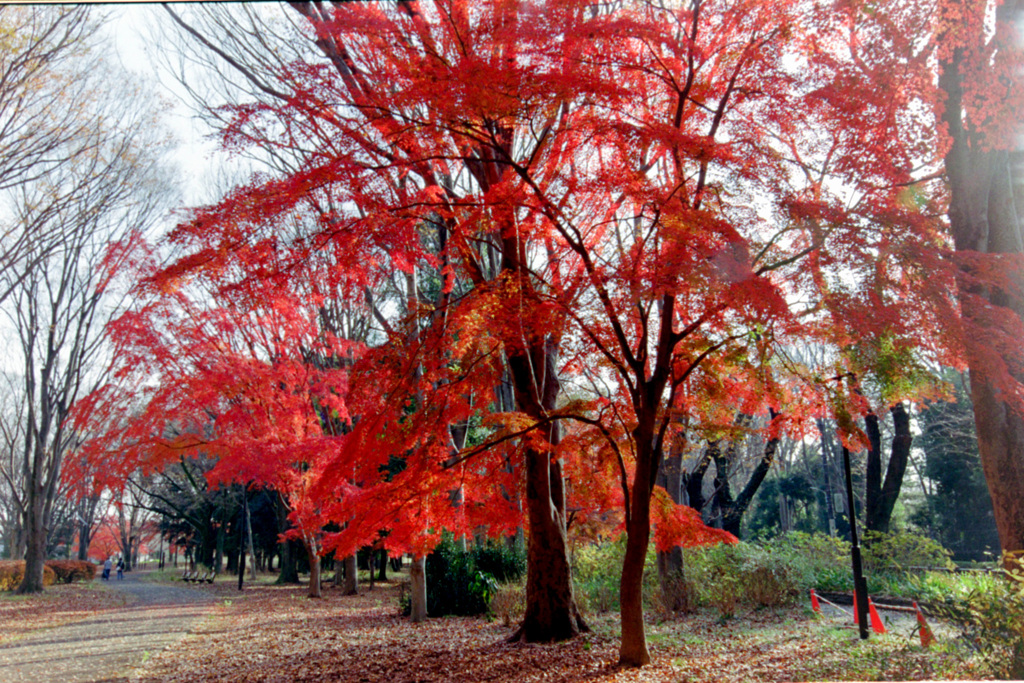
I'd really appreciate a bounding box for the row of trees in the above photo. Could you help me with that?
[0,6,174,586]
[1,0,1020,671]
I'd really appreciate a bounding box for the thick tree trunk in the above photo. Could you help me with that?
[377,547,387,582]
[864,403,913,534]
[515,445,581,641]
[941,15,1024,568]
[409,554,427,623]
[274,494,299,584]
[342,553,358,595]
[17,496,47,594]
[507,339,586,642]
[76,521,90,561]
[307,547,322,598]
[619,435,655,667]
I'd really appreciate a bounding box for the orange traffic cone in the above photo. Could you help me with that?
[810,589,821,614]
[914,601,934,648]
[868,598,887,634]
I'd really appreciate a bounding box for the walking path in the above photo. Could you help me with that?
[0,570,217,683]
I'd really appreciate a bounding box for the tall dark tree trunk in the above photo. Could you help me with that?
[685,442,716,519]
[274,493,299,584]
[620,430,656,667]
[656,430,689,612]
[940,4,1024,569]
[17,494,48,594]
[864,403,913,534]
[342,554,358,595]
[507,338,586,642]
[76,520,91,561]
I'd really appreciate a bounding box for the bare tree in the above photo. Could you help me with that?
[1,49,175,592]
[0,7,120,305]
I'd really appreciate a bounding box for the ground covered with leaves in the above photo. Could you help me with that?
[128,576,982,682]
[0,581,129,644]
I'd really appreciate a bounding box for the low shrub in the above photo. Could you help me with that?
[684,542,802,612]
[45,560,97,584]
[471,542,525,583]
[571,537,659,615]
[489,579,526,627]
[0,561,57,591]
[400,537,500,618]
[929,567,1024,679]
[862,531,954,573]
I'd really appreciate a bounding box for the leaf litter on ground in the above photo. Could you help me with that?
[130,578,978,682]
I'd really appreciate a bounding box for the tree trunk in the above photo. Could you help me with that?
[506,338,585,642]
[656,433,690,612]
[275,494,299,584]
[685,442,715,518]
[409,553,427,623]
[307,546,322,598]
[377,547,387,582]
[941,11,1024,568]
[514,444,582,641]
[712,414,779,537]
[76,521,90,561]
[864,403,913,534]
[619,435,655,667]
[342,553,358,595]
[17,496,47,594]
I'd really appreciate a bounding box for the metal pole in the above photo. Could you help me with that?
[843,444,869,639]
[237,484,247,591]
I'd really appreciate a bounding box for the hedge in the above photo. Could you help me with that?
[45,560,97,584]
[0,561,57,591]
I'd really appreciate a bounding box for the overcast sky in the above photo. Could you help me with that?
[108,3,229,212]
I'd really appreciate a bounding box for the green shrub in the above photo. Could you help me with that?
[684,542,802,612]
[571,537,659,615]
[862,531,954,573]
[471,542,525,583]
[0,561,57,591]
[45,560,97,584]
[929,569,1024,679]
[400,538,499,618]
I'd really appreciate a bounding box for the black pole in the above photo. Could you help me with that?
[842,445,869,639]
[237,484,247,591]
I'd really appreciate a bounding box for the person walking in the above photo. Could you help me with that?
[116,557,125,580]
[102,557,112,581]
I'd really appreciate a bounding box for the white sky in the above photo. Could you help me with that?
[107,3,229,212]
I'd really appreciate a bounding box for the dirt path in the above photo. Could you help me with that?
[0,570,218,683]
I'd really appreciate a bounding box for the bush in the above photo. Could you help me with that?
[400,537,501,618]
[471,542,525,583]
[571,537,659,615]
[45,560,97,584]
[684,542,802,612]
[929,568,1024,679]
[862,530,954,573]
[489,580,526,627]
[0,561,57,591]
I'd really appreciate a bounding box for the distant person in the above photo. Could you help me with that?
[102,557,112,581]
[116,557,125,580]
